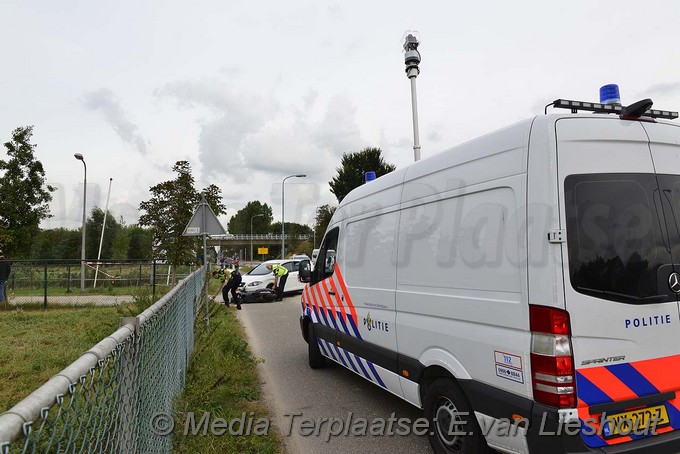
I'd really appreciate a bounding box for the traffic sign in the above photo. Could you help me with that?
[183,194,226,236]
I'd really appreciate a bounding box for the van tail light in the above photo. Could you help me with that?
[530,305,576,408]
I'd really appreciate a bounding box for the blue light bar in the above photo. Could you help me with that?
[600,84,621,105]
[365,171,376,183]
[550,99,678,120]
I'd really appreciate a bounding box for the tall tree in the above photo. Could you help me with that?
[271,221,312,258]
[227,201,273,234]
[30,228,81,259]
[313,204,337,247]
[127,225,153,260]
[0,126,56,257]
[138,161,225,281]
[85,207,122,261]
[111,217,130,260]
[51,228,81,259]
[30,231,54,259]
[203,183,227,217]
[328,147,396,203]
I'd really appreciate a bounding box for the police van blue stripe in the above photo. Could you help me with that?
[663,400,680,431]
[340,348,361,375]
[336,311,351,336]
[353,353,372,382]
[323,340,338,362]
[309,291,329,328]
[346,314,362,340]
[575,371,613,406]
[333,344,349,368]
[317,339,329,357]
[312,287,334,329]
[605,363,660,397]
[325,303,341,332]
[320,304,331,327]
[366,361,387,389]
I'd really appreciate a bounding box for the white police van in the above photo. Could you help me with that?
[299,85,680,453]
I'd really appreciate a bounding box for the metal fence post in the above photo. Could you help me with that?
[118,317,140,453]
[43,262,47,309]
[66,265,72,293]
[152,261,156,302]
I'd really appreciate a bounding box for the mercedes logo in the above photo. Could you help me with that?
[669,273,680,294]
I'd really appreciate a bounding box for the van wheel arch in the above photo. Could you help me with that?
[422,377,489,453]
[419,366,459,406]
[302,316,312,343]
[307,323,326,369]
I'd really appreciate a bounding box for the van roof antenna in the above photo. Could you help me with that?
[621,98,654,119]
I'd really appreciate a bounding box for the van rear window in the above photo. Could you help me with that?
[564,174,675,304]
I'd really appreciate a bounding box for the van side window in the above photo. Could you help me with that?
[314,227,339,282]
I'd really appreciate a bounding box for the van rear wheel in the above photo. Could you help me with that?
[307,323,326,369]
[423,379,488,454]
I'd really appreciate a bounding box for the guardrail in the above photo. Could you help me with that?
[0,266,206,453]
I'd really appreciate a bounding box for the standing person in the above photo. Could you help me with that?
[266,263,288,302]
[227,266,243,310]
[211,267,233,307]
[0,251,11,304]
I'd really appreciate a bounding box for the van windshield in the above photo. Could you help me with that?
[564,173,675,304]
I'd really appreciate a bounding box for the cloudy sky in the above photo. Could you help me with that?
[2,1,680,231]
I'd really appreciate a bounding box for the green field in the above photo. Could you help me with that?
[0,306,123,410]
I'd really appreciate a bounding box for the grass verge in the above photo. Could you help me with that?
[173,301,283,454]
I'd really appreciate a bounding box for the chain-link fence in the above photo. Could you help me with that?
[1,260,198,308]
[0,266,207,453]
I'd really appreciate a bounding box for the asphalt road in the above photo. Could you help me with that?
[238,293,433,454]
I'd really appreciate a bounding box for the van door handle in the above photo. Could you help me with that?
[328,291,336,296]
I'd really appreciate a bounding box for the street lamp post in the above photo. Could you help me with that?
[250,214,264,262]
[74,153,87,290]
[282,174,306,259]
[403,32,422,162]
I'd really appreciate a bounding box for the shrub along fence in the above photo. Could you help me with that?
[0,266,207,453]
[1,260,198,308]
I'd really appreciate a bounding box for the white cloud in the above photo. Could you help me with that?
[157,79,279,179]
[310,94,366,157]
[82,89,148,154]
[643,83,680,99]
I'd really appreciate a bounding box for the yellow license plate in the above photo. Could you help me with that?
[603,404,670,438]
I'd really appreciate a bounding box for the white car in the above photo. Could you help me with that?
[239,259,307,294]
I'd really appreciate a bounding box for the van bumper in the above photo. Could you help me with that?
[462,380,680,453]
[527,402,680,453]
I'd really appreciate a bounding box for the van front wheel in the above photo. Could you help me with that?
[307,323,326,369]
[423,379,488,454]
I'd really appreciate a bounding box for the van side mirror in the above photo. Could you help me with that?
[298,260,311,283]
